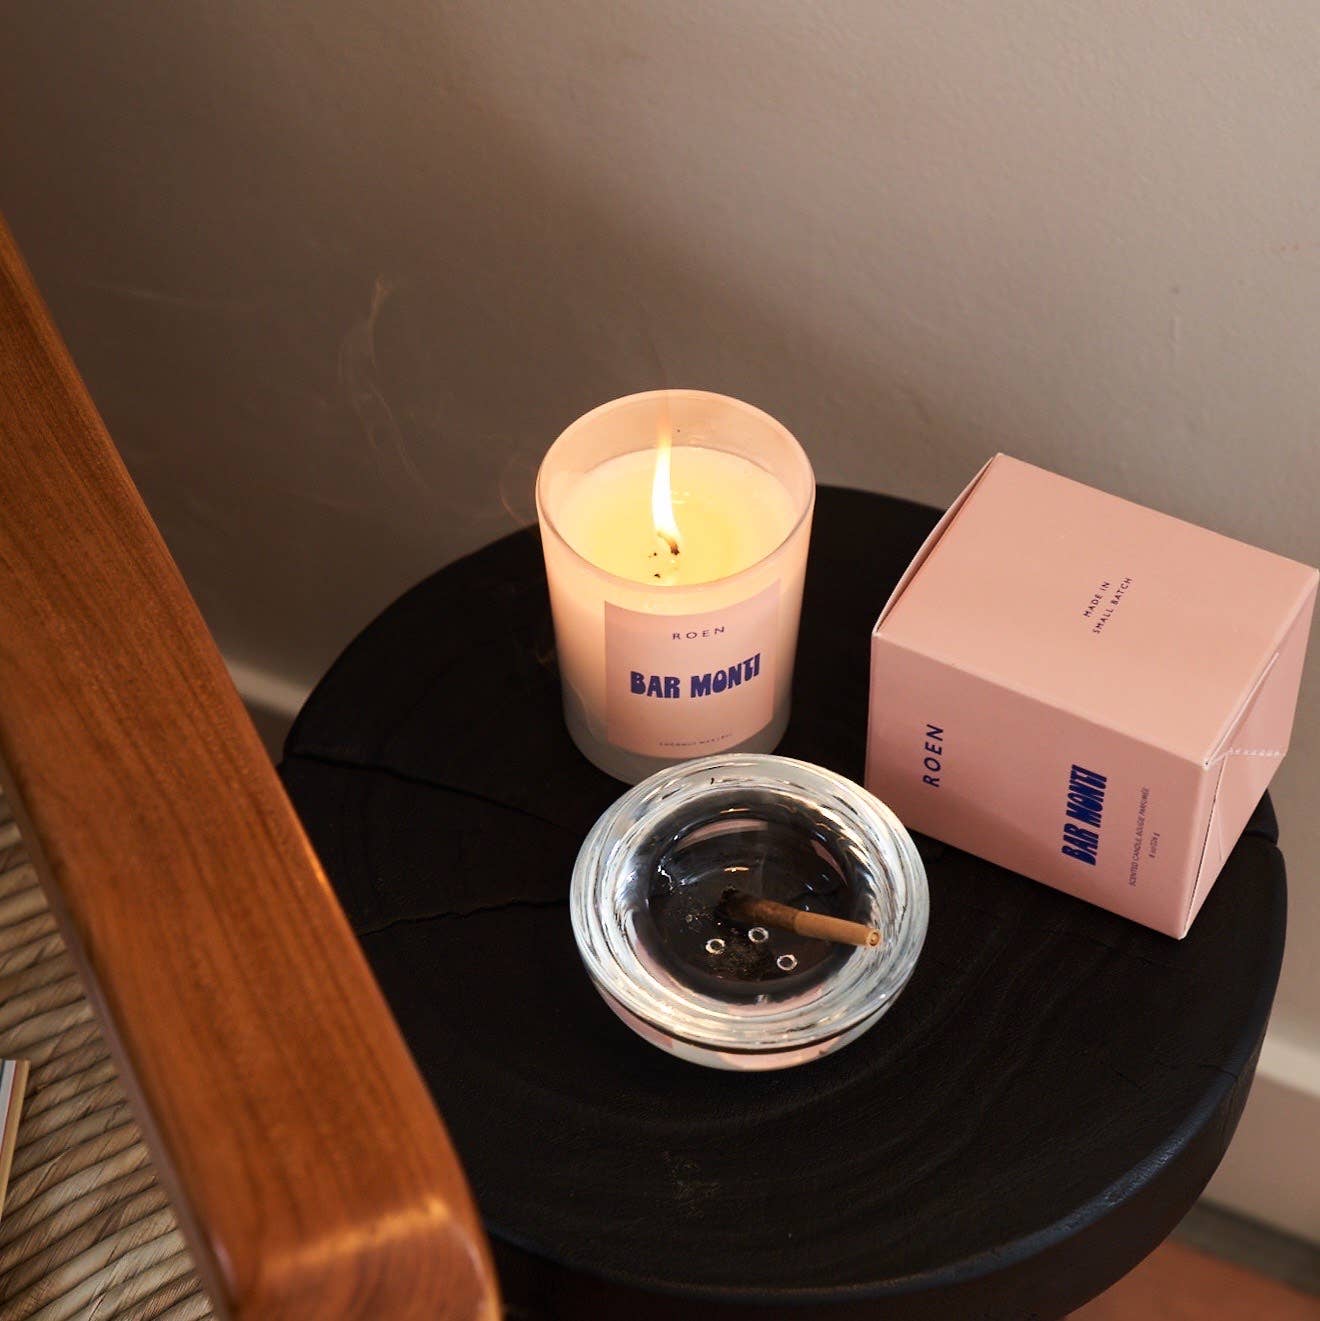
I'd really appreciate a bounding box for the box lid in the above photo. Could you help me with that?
[876,454,1319,764]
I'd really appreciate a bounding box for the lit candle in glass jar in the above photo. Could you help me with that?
[536,391,814,783]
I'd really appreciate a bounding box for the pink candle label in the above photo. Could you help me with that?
[604,583,779,756]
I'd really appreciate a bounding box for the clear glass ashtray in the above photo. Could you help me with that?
[571,754,929,1070]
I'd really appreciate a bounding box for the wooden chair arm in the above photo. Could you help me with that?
[0,215,499,1320]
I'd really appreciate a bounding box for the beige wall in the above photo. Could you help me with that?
[4,2,1318,1235]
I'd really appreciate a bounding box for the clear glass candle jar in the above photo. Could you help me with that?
[536,390,814,784]
[571,754,929,1070]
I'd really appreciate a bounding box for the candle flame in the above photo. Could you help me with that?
[651,424,681,556]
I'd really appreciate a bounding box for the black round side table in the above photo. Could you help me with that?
[279,487,1285,1320]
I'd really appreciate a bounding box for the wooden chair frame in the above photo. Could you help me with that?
[0,214,499,1319]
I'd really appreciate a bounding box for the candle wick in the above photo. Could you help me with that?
[649,527,681,584]
[655,529,680,558]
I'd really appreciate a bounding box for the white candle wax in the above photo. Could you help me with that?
[537,391,815,784]
[553,448,797,587]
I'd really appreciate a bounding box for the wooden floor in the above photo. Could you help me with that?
[1073,1239,1320,1319]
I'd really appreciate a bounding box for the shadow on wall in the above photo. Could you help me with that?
[1,2,999,686]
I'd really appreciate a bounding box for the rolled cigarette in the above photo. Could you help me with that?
[723,890,881,949]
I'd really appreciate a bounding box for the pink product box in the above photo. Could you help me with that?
[865,454,1318,937]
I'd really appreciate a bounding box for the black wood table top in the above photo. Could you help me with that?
[280,487,1285,1321]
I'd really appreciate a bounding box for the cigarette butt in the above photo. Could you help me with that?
[723,891,881,949]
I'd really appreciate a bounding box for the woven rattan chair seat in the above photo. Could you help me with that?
[0,791,211,1321]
